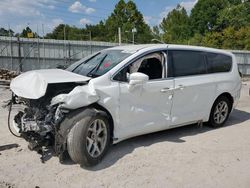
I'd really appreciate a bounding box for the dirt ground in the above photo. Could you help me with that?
[0,81,249,188]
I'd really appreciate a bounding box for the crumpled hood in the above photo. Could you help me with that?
[10,69,91,99]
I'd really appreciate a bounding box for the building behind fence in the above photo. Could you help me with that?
[0,36,250,75]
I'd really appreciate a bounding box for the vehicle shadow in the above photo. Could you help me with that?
[64,109,250,170]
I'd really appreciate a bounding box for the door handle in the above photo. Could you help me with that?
[177,84,185,90]
[161,85,185,93]
[160,87,171,92]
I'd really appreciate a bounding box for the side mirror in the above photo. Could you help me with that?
[129,72,149,85]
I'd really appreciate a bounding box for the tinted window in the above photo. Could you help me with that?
[206,53,232,73]
[169,50,206,77]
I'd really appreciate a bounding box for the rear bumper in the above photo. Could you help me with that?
[232,86,241,110]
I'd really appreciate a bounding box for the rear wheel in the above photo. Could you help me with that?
[208,96,231,128]
[67,109,110,167]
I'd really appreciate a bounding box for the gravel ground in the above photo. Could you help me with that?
[0,82,249,188]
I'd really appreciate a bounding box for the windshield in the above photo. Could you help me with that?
[71,50,132,77]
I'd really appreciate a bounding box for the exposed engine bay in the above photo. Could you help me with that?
[9,82,86,162]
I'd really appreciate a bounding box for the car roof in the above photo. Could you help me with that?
[108,44,233,56]
[108,44,167,52]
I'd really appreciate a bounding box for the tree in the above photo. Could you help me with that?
[85,21,108,41]
[105,0,153,43]
[188,33,203,46]
[216,1,250,30]
[192,26,250,50]
[160,5,190,43]
[227,0,242,5]
[46,24,87,40]
[45,24,65,39]
[45,0,152,43]
[0,28,14,36]
[151,26,162,41]
[190,0,229,35]
[202,31,224,48]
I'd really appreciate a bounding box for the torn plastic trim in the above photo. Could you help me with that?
[51,81,99,109]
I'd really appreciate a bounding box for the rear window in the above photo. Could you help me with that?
[169,50,206,77]
[206,53,232,73]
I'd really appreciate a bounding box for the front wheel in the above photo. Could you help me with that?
[208,96,231,128]
[67,109,110,167]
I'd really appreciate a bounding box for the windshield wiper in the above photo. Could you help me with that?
[87,54,107,77]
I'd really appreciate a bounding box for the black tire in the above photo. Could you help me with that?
[66,109,110,167]
[208,96,232,128]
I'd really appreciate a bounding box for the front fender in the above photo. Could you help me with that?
[51,81,99,109]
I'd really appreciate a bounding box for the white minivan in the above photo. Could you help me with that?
[10,44,241,166]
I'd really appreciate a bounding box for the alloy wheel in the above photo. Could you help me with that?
[86,119,108,158]
[213,101,229,124]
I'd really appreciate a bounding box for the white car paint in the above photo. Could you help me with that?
[10,69,90,99]
[10,44,241,143]
[51,81,99,109]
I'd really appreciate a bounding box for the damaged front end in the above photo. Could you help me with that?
[8,69,94,162]
[10,88,72,162]
[13,97,63,150]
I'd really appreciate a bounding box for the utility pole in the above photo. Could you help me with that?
[132,28,137,44]
[118,27,121,45]
[17,36,22,72]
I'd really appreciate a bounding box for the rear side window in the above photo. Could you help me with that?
[168,50,206,77]
[206,53,232,73]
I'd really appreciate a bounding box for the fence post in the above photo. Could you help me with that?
[68,42,71,66]
[17,37,22,72]
[10,37,13,70]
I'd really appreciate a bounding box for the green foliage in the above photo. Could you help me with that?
[161,0,250,50]
[160,4,191,44]
[190,0,229,34]
[45,0,153,43]
[187,33,203,46]
[105,0,153,43]
[85,21,107,41]
[188,26,250,50]
[0,0,249,50]
[216,2,250,30]
[0,28,14,37]
[151,26,162,41]
[45,24,90,40]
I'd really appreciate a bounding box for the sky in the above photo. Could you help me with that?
[0,0,198,35]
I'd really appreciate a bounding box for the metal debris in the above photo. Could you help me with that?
[0,144,20,152]
[0,68,19,81]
